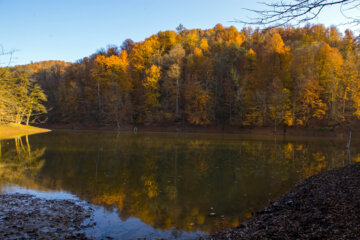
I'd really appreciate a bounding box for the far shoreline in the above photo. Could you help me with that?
[37,123,358,139]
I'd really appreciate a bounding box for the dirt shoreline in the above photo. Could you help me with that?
[38,123,358,139]
[202,163,360,240]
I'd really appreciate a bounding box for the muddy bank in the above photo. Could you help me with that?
[0,194,94,239]
[203,163,360,239]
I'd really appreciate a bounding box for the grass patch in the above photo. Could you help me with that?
[0,123,51,140]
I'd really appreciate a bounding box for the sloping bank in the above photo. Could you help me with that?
[0,123,50,140]
[202,163,360,240]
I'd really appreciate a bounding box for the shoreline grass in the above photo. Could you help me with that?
[0,123,51,140]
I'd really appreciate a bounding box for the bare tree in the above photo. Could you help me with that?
[242,0,360,27]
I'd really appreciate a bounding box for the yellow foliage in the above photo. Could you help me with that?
[95,51,129,73]
[244,107,263,127]
[130,35,161,71]
[142,175,159,199]
[284,110,294,126]
[266,33,289,54]
[302,80,328,120]
[246,48,256,59]
[199,38,209,52]
[234,33,245,46]
[312,152,326,162]
[303,152,328,177]
[296,119,304,126]
[283,143,294,159]
[193,47,203,58]
[183,30,199,50]
[144,65,161,87]
[144,65,161,108]
[158,30,179,50]
[185,82,211,125]
[92,193,125,210]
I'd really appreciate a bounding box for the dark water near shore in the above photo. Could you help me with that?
[0,130,357,239]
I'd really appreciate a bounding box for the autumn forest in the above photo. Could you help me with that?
[2,24,360,130]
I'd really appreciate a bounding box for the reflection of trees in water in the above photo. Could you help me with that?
[0,136,45,187]
[27,133,351,234]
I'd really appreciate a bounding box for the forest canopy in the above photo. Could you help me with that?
[2,24,360,130]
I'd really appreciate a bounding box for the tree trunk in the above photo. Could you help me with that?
[176,78,179,117]
[97,80,101,113]
[26,109,32,126]
[274,118,277,134]
[174,148,178,185]
[347,148,351,164]
[346,127,351,150]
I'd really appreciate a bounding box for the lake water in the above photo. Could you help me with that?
[0,130,357,239]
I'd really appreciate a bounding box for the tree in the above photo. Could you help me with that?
[244,0,360,27]
[184,81,212,125]
[91,51,132,125]
[25,84,47,125]
[157,44,185,121]
[143,65,162,122]
[176,24,186,33]
[0,71,47,125]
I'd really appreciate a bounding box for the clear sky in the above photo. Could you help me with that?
[0,0,355,66]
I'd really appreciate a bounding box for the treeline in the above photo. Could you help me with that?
[8,24,360,129]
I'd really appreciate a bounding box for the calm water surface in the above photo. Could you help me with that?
[0,130,357,239]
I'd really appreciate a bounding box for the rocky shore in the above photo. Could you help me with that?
[203,163,360,240]
[0,194,94,239]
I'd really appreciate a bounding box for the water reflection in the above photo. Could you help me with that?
[0,136,45,189]
[0,131,357,238]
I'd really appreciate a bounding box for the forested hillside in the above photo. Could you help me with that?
[5,24,360,129]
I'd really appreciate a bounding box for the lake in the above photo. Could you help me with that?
[0,130,356,239]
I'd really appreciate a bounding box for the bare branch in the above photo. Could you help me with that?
[241,0,360,27]
[0,46,17,77]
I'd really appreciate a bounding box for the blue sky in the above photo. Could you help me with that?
[0,0,355,66]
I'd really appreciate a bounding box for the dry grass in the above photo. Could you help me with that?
[0,123,51,140]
